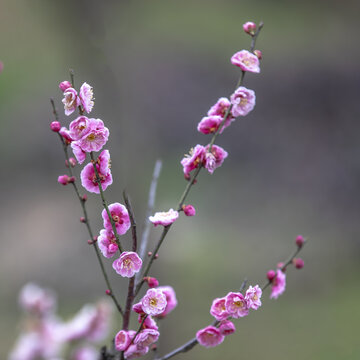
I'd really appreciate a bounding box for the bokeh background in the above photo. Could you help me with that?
[1,0,360,359]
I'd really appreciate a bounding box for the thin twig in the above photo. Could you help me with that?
[136,160,162,285]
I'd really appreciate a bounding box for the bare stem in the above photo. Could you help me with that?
[90,152,123,253]
[51,101,123,316]
[136,160,162,286]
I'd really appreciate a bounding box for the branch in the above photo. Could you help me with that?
[51,100,123,316]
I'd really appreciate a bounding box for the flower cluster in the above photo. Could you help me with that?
[9,284,113,360]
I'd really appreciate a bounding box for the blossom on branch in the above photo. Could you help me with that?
[210,297,229,321]
[62,87,81,116]
[231,50,260,73]
[149,209,179,227]
[196,326,224,348]
[225,292,249,318]
[101,202,131,235]
[98,229,118,258]
[112,251,143,278]
[79,82,94,113]
[230,86,256,117]
[245,285,262,310]
[270,269,286,299]
[204,144,228,174]
[141,289,167,316]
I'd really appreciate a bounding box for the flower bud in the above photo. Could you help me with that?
[293,258,304,269]
[154,253,159,259]
[93,236,98,242]
[65,157,77,168]
[105,289,111,295]
[243,21,257,35]
[295,235,305,248]
[59,80,72,92]
[80,217,86,223]
[57,175,70,185]
[277,262,285,271]
[182,204,196,216]
[267,270,276,282]
[254,49,262,59]
[81,194,88,202]
[144,277,159,288]
[87,239,93,245]
[147,252,153,257]
[50,121,61,132]
[68,176,76,183]
[184,173,191,181]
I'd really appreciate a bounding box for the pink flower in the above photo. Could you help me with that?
[19,283,56,316]
[207,97,232,119]
[80,162,113,193]
[115,330,136,351]
[294,258,304,269]
[230,86,256,117]
[141,289,167,316]
[69,116,91,141]
[102,202,131,235]
[231,50,260,73]
[132,302,145,315]
[210,297,229,321]
[243,21,257,35]
[144,277,159,288]
[62,87,81,116]
[134,328,159,348]
[197,115,223,135]
[181,145,206,176]
[295,235,305,248]
[182,204,196,216]
[245,285,262,310]
[225,292,249,318]
[59,80,72,92]
[78,118,109,153]
[79,82,94,113]
[112,252,143,278]
[149,209,179,227]
[270,269,286,299]
[155,286,177,318]
[196,326,224,348]
[98,229,118,258]
[97,149,111,174]
[71,142,86,164]
[204,144,228,174]
[219,320,236,336]
[138,314,158,330]
[59,127,74,144]
[124,344,149,359]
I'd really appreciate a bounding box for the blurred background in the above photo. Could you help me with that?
[1,0,360,359]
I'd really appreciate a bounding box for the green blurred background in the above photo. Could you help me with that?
[1,0,360,359]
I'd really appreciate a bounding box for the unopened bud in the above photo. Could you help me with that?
[243,21,257,35]
[182,204,196,216]
[295,235,305,248]
[65,157,77,168]
[147,252,153,257]
[81,194,88,202]
[254,49,262,59]
[144,277,159,288]
[87,239,94,245]
[154,253,159,259]
[68,176,76,183]
[267,270,276,282]
[293,258,304,269]
[105,289,111,295]
[50,121,61,132]
[59,80,72,92]
[184,173,191,181]
[93,236,98,242]
[277,262,285,270]
[80,217,86,223]
[57,174,70,185]
[192,178,197,185]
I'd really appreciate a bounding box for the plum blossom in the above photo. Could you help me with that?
[71,142,86,164]
[196,326,224,348]
[243,21,257,35]
[225,292,249,318]
[270,270,286,299]
[78,118,109,153]
[112,252,143,278]
[219,320,236,336]
[62,87,81,116]
[138,314,158,330]
[69,116,91,141]
[102,202,131,235]
[149,209,179,227]
[115,330,136,351]
[204,144,228,174]
[58,175,70,186]
[141,289,167,316]
[208,97,233,120]
[59,127,73,144]
[19,283,56,316]
[155,286,177,318]
[144,277,159,288]
[79,82,94,113]
[181,145,206,176]
[134,328,160,348]
[210,297,229,321]
[231,50,260,73]
[245,285,262,310]
[97,149,111,174]
[197,115,224,135]
[124,344,149,359]
[230,86,256,117]
[132,302,145,315]
[80,161,112,194]
[98,229,118,258]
